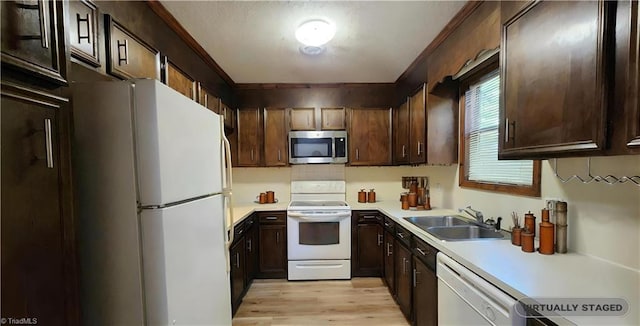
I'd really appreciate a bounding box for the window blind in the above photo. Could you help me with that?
[465,71,533,186]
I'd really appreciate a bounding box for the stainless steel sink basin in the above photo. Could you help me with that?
[426,225,507,241]
[404,216,469,229]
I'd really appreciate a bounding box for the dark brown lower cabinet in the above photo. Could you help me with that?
[258,224,287,278]
[244,216,258,285]
[1,84,78,326]
[413,257,437,326]
[352,211,384,276]
[395,241,413,322]
[384,229,396,295]
[230,237,245,315]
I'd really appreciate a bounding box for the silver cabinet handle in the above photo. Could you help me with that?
[397,232,405,239]
[417,141,423,156]
[377,233,383,246]
[505,118,510,143]
[413,268,421,287]
[44,119,54,169]
[39,0,49,48]
[247,239,252,252]
[355,148,359,160]
[386,242,391,256]
[276,231,280,244]
[250,148,254,162]
[277,149,281,162]
[416,247,427,256]
[265,216,278,220]
[236,252,240,268]
[402,145,407,158]
[363,215,377,220]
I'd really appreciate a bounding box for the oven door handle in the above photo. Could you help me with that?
[287,212,351,222]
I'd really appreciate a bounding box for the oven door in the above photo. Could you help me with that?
[287,211,351,260]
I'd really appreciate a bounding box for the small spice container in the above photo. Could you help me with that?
[521,229,535,253]
[524,211,536,238]
[408,192,417,207]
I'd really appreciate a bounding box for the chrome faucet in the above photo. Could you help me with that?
[459,206,484,224]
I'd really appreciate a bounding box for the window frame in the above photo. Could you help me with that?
[458,62,541,197]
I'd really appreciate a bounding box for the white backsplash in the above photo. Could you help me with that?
[231,155,640,271]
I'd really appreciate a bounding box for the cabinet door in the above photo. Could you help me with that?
[230,238,245,314]
[221,102,235,130]
[162,58,196,100]
[349,108,392,166]
[500,1,611,158]
[244,217,258,285]
[264,108,288,166]
[105,15,160,80]
[69,0,100,67]
[353,222,383,277]
[427,88,458,165]
[237,108,262,166]
[1,0,67,85]
[321,107,345,130]
[395,241,412,321]
[1,86,73,325]
[384,229,396,295]
[413,257,437,326]
[290,108,316,130]
[394,99,410,164]
[258,224,287,278]
[409,85,426,164]
[197,83,220,114]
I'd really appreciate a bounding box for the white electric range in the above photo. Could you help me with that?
[286,181,352,280]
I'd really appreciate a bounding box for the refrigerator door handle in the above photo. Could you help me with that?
[220,115,235,274]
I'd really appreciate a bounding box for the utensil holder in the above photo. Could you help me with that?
[511,227,522,246]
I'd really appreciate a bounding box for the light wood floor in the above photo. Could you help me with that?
[232,278,410,326]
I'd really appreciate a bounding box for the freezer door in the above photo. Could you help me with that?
[140,195,231,325]
[134,79,223,206]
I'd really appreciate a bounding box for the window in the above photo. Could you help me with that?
[459,66,541,197]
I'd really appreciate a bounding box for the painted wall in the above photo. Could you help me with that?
[232,155,640,271]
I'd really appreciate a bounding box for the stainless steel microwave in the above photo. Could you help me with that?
[288,130,348,164]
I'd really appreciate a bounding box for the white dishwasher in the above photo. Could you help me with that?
[437,252,525,326]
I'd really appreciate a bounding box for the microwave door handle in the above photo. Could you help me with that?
[331,138,336,159]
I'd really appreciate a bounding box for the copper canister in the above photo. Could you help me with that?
[408,192,417,207]
[521,230,534,253]
[368,189,376,203]
[524,212,536,238]
[539,223,555,255]
[358,189,367,203]
[511,227,522,246]
[401,199,409,210]
[266,191,275,203]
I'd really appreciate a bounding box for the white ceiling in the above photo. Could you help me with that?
[159,1,467,84]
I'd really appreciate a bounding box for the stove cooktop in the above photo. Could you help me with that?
[287,200,351,210]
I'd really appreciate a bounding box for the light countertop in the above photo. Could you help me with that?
[231,200,639,325]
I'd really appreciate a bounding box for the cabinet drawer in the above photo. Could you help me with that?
[412,236,438,271]
[233,220,246,241]
[354,210,382,224]
[105,15,160,81]
[69,0,99,67]
[258,211,286,224]
[395,224,411,247]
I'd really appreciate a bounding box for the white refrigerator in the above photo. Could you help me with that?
[72,79,233,325]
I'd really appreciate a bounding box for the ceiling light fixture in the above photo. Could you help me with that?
[295,19,336,47]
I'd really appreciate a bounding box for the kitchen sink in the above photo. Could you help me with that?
[426,225,507,241]
[404,216,509,241]
[404,216,469,228]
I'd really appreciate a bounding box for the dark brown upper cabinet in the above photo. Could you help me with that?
[289,108,316,130]
[393,99,410,164]
[69,0,100,67]
[161,57,196,100]
[409,84,426,164]
[236,108,263,167]
[626,0,640,149]
[427,84,458,165]
[1,0,67,86]
[264,107,288,166]
[320,107,346,130]
[348,107,392,166]
[222,102,235,130]
[499,1,613,159]
[105,15,160,81]
[197,82,220,114]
